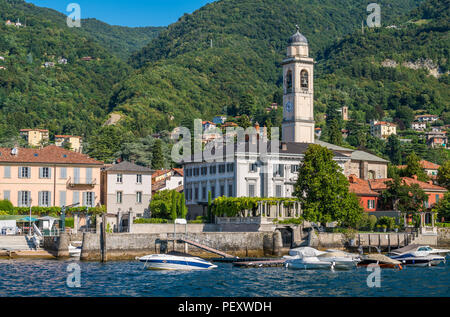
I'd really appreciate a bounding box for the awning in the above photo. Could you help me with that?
[18,216,38,222]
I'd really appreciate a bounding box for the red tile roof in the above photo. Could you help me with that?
[55,135,82,139]
[348,175,379,196]
[397,160,440,170]
[172,168,184,177]
[152,169,171,180]
[0,145,103,165]
[20,129,49,133]
[368,177,447,192]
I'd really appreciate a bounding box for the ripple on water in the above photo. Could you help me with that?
[0,259,449,297]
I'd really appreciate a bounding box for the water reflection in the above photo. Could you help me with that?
[0,259,448,297]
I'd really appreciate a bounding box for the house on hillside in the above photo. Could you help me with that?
[20,129,49,147]
[425,131,448,148]
[415,115,439,123]
[397,160,441,181]
[152,168,184,194]
[54,135,83,153]
[212,116,227,125]
[370,121,397,139]
[411,121,427,131]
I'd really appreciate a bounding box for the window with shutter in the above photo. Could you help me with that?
[60,191,66,207]
[60,168,67,179]
[73,191,80,205]
[4,166,11,178]
[86,168,92,184]
[74,168,80,184]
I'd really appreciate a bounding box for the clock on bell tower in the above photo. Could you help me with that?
[282,26,315,144]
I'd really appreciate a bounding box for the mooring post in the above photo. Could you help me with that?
[388,234,391,253]
[101,214,107,262]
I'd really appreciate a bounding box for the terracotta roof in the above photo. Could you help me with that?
[348,175,379,196]
[152,169,172,179]
[172,168,184,177]
[373,121,397,127]
[398,160,440,170]
[55,135,82,139]
[368,177,447,192]
[20,129,49,133]
[0,145,103,165]
[368,178,394,191]
[401,177,447,192]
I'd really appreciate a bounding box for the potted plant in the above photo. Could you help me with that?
[376,224,381,232]
[382,224,387,232]
[394,225,399,233]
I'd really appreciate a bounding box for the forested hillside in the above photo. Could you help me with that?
[2,0,448,166]
[314,0,449,156]
[0,0,132,143]
[76,19,164,60]
[108,0,424,137]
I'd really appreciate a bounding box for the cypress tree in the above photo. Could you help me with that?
[170,191,177,220]
[151,139,165,170]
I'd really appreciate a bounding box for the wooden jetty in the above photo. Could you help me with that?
[212,257,278,263]
[167,237,236,258]
[233,259,286,268]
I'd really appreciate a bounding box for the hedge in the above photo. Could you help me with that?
[212,197,299,217]
[134,218,170,224]
[0,206,106,216]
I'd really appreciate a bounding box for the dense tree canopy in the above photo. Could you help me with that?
[293,144,363,227]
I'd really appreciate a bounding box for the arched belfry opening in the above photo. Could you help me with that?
[301,70,309,89]
[286,70,293,93]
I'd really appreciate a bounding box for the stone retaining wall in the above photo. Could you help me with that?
[438,228,450,246]
[80,232,271,261]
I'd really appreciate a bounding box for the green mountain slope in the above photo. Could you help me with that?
[107,0,424,136]
[76,19,165,60]
[0,0,129,141]
[315,0,449,131]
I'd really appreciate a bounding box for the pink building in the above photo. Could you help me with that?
[0,146,103,207]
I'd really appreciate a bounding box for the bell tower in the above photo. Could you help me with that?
[282,26,315,143]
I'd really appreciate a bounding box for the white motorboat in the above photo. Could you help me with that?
[285,247,360,270]
[285,256,335,270]
[390,245,450,257]
[317,251,360,269]
[389,245,447,267]
[68,244,81,257]
[288,247,326,257]
[137,254,218,270]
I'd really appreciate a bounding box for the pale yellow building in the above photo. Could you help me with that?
[55,135,83,153]
[370,121,397,139]
[20,129,49,147]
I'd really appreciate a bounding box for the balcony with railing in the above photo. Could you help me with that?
[67,177,96,188]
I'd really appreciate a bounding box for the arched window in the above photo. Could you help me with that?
[368,170,376,180]
[301,70,309,89]
[286,70,293,93]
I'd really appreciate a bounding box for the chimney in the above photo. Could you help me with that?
[281,142,287,151]
[11,146,18,156]
[412,175,418,180]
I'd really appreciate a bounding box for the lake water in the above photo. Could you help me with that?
[0,258,449,297]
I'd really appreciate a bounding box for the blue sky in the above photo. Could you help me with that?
[28,0,215,27]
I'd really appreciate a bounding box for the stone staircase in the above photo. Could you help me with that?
[0,236,38,251]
